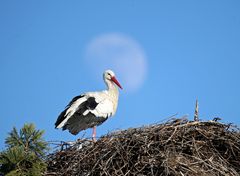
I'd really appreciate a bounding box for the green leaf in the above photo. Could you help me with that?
[0,123,49,175]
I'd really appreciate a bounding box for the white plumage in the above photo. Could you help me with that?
[55,70,122,141]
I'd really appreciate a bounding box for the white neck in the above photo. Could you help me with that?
[104,79,119,98]
[103,78,119,115]
[105,79,118,91]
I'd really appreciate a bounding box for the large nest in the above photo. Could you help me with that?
[46,118,240,176]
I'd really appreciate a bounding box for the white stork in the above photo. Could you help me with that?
[55,70,122,141]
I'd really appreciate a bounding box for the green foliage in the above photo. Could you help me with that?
[0,123,49,176]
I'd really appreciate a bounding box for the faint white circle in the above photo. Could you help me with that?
[84,33,147,92]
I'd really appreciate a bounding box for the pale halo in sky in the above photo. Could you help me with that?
[84,33,147,92]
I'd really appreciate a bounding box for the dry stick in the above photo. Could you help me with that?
[188,155,229,175]
[163,127,178,144]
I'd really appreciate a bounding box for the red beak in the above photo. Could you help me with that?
[111,76,123,89]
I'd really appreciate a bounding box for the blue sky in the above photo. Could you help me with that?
[1,1,240,149]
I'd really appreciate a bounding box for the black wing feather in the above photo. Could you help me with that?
[55,95,107,135]
[85,97,98,110]
[55,108,68,128]
[55,95,84,128]
[65,113,108,135]
[66,95,84,108]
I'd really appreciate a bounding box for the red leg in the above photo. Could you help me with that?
[92,126,97,142]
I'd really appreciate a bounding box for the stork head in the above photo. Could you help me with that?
[104,70,122,89]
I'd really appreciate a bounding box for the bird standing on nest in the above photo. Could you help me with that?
[55,70,122,141]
